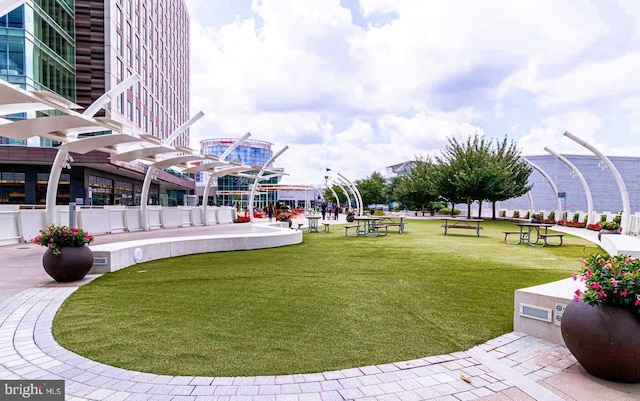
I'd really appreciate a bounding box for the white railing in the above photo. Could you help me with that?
[0,205,239,245]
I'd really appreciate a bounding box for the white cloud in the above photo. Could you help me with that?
[518,111,604,156]
[185,0,640,184]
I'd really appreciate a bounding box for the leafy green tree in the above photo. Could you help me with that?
[393,157,440,215]
[485,136,532,219]
[435,134,531,218]
[436,135,495,218]
[356,171,386,207]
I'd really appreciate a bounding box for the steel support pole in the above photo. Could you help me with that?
[248,146,288,223]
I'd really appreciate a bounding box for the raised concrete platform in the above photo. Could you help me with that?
[600,233,640,257]
[514,278,585,346]
[89,223,301,273]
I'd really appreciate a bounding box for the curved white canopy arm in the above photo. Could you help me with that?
[201,134,251,224]
[330,180,352,213]
[564,131,630,233]
[545,146,594,224]
[523,158,562,219]
[248,146,289,222]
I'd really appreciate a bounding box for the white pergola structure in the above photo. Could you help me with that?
[564,131,631,234]
[256,184,315,212]
[248,146,288,222]
[545,147,595,225]
[330,180,352,212]
[334,172,363,215]
[0,79,289,229]
[523,158,562,218]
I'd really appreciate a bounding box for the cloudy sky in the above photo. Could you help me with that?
[183,0,640,186]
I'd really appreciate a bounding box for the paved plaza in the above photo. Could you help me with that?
[0,221,639,400]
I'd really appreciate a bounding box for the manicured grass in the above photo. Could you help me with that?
[53,219,599,376]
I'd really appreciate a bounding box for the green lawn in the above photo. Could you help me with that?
[53,219,600,376]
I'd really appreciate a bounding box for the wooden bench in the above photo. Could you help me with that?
[344,225,360,237]
[378,221,405,233]
[539,233,564,246]
[372,223,389,236]
[441,224,483,237]
[503,231,522,244]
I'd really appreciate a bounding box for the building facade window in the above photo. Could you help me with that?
[0,172,25,204]
[36,173,69,205]
[89,176,113,206]
[114,180,133,205]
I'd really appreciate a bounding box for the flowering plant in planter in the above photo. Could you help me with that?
[601,221,621,231]
[586,222,602,231]
[573,253,640,310]
[31,225,94,256]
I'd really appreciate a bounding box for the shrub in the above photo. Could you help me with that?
[572,213,580,223]
[600,214,607,223]
[439,207,461,216]
[513,210,520,218]
[548,211,555,220]
[524,211,530,219]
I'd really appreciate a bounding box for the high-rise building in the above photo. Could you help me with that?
[0,0,194,206]
[75,0,190,146]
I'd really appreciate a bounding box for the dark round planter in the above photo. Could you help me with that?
[346,215,354,222]
[598,229,621,241]
[42,245,94,282]
[561,301,640,383]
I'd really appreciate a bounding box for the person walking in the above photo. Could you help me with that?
[321,201,327,220]
[334,203,339,220]
[267,203,274,222]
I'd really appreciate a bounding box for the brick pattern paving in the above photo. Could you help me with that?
[0,287,577,401]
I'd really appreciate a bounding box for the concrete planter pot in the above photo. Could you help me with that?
[561,301,640,383]
[42,245,94,282]
[598,229,621,241]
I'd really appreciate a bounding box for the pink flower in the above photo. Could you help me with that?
[573,295,581,302]
[597,291,607,299]
[572,274,578,281]
[621,290,629,297]
[610,278,619,287]
[591,282,601,290]
[636,297,640,306]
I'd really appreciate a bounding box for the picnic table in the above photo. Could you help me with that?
[441,218,484,237]
[304,215,321,233]
[345,216,386,237]
[504,223,563,246]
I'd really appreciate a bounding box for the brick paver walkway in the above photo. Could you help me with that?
[0,284,578,401]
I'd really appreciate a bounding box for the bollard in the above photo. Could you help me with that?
[69,202,76,227]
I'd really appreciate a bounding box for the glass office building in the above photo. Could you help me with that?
[0,1,75,146]
[0,0,194,206]
[197,138,280,207]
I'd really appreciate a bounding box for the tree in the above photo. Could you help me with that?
[436,135,495,218]
[393,157,440,215]
[485,136,532,219]
[356,171,386,207]
[435,134,532,218]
